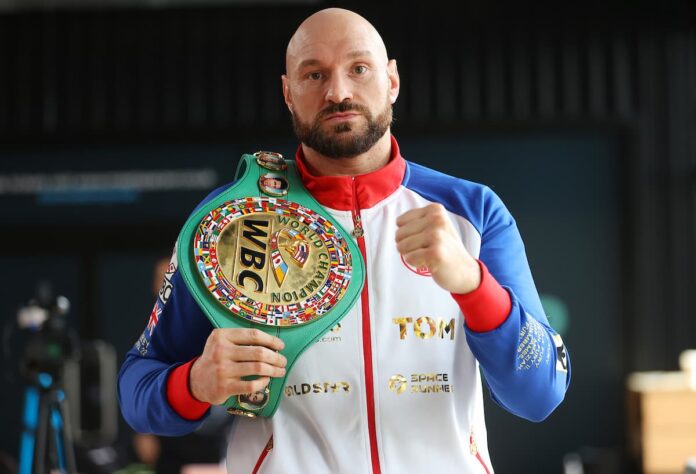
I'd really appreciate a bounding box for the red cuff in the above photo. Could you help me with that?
[166,358,211,421]
[451,260,512,332]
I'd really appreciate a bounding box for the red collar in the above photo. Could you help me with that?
[294,135,406,211]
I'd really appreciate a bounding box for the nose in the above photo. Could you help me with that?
[325,73,353,103]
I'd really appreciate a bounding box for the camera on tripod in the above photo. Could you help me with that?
[11,281,119,474]
[16,281,80,474]
[18,282,79,385]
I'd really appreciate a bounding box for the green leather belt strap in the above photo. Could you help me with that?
[176,151,365,418]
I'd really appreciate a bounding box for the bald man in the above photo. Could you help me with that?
[119,8,570,473]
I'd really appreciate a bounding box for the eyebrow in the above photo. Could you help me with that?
[347,50,373,60]
[297,58,322,70]
[296,50,375,71]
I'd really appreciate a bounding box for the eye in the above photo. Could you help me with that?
[308,71,323,81]
[353,65,368,75]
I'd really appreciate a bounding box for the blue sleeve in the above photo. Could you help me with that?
[117,186,228,435]
[404,162,570,422]
[465,187,571,422]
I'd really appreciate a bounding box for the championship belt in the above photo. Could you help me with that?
[176,151,365,418]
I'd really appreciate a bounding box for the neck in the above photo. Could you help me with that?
[301,132,392,176]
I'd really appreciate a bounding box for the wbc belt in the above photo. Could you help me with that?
[177,151,365,418]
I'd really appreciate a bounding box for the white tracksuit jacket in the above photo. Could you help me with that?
[118,136,571,474]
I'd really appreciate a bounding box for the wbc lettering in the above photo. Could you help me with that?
[237,219,270,292]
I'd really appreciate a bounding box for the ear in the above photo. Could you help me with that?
[387,59,400,104]
[281,74,293,113]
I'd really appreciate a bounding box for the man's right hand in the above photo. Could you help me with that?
[189,328,287,405]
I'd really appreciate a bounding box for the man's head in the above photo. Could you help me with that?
[247,391,266,404]
[262,177,283,189]
[282,8,399,159]
[241,390,268,407]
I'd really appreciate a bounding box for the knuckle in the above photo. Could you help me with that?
[239,381,256,394]
[211,346,225,364]
[251,378,268,392]
[424,203,438,215]
[251,362,265,374]
[253,346,266,359]
[248,328,264,344]
[432,213,447,226]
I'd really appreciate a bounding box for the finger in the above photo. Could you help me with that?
[396,203,447,228]
[232,377,271,395]
[395,217,431,243]
[229,361,287,379]
[395,207,427,227]
[402,247,427,267]
[395,231,430,256]
[223,328,285,351]
[233,345,288,367]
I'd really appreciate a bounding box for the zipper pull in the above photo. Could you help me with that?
[352,214,364,238]
[351,177,364,238]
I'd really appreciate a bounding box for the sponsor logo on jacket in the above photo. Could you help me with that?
[284,381,351,397]
[392,317,456,340]
[318,323,342,343]
[388,373,454,394]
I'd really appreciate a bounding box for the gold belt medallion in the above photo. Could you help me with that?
[193,196,353,327]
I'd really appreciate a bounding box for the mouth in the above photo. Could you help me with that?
[324,112,361,122]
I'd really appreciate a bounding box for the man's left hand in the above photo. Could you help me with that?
[395,203,481,294]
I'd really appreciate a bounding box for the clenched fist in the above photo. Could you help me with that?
[189,328,287,405]
[395,203,481,294]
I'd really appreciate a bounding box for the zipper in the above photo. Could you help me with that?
[470,430,491,474]
[352,178,380,473]
[251,435,273,474]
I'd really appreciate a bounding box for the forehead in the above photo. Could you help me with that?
[293,40,374,66]
[287,23,385,72]
[296,45,375,69]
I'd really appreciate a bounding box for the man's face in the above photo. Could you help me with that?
[263,177,283,189]
[248,391,265,404]
[283,22,399,158]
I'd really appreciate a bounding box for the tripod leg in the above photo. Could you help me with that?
[35,389,51,474]
[51,389,77,474]
[18,387,39,474]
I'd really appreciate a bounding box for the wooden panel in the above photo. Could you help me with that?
[641,391,696,428]
[642,431,696,474]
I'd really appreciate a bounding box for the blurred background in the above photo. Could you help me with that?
[0,0,695,473]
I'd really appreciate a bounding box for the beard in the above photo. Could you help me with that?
[291,98,392,159]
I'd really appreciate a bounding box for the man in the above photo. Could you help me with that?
[119,8,570,473]
[238,389,269,411]
[257,173,288,197]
